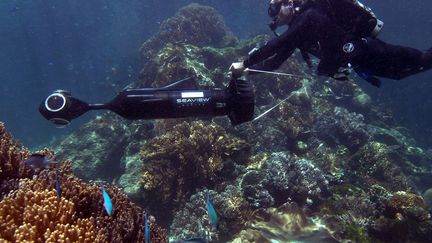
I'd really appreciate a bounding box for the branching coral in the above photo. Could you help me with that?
[0,158,168,242]
[0,184,104,242]
[0,122,33,196]
[46,162,167,242]
[140,121,250,209]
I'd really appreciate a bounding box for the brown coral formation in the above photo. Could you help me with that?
[0,184,104,242]
[140,3,237,59]
[140,121,250,208]
[0,122,32,196]
[349,142,414,192]
[0,122,168,242]
[0,164,168,242]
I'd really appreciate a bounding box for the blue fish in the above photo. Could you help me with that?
[144,212,150,243]
[102,185,113,216]
[206,191,219,230]
[24,153,58,169]
[55,170,62,199]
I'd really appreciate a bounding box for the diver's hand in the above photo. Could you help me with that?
[229,62,248,78]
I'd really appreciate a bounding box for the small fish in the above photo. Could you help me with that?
[144,212,150,243]
[102,185,113,216]
[24,153,58,169]
[206,191,219,230]
[55,169,62,199]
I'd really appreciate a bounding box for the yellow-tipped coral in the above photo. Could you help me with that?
[0,122,168,242]
[0,122,32,193]
[0,182,104,242]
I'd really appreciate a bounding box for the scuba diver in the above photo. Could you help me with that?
[230,0,432,87]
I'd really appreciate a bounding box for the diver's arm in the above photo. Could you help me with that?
[249,45,295,73]
[244,30,297,68]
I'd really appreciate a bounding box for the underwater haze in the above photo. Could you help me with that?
[1,0,432,148]
[0,0,268,148]
[2,0,432,242]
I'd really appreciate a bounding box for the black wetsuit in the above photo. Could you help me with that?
[244,4,432,87]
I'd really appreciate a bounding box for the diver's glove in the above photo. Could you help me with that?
[229,62,249,78]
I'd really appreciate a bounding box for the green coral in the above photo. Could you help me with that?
[344,224,370,243]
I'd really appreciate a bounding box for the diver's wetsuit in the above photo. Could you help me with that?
[244,5,432,86]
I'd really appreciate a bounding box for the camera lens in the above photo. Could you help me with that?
[45,93,66,112]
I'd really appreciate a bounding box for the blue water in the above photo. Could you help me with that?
[1,0,432,148]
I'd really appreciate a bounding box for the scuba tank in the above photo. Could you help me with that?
[319,0,384,37]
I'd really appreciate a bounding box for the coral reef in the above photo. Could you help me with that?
[0,163,168,242]
[370,191,432,242]
[0,122,168,242]
[314,107,370,152]
[38,5,432,243]
[140,3,237,60]
[348,142,415,192]
[170,186,251,242]
[0,122,32,196]
[241,152,329,209]
[138,34,268,89]
[231,202,335,243]
[54,114,154,181]
[140,121,250,212]
[0,185,105,242]
[54,114,130,181]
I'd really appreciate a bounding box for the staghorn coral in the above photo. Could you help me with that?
[140,121,250,211]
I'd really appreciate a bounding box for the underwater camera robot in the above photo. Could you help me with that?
[39,78,255,126]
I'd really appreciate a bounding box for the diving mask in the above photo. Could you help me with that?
[268,0,291,18]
